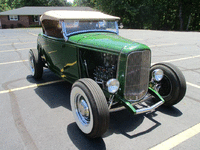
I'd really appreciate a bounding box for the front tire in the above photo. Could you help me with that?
[70,78,109,138]
[150,63,186,106]
[29,49,43,79]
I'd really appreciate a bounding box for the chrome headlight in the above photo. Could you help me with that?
[106,79,120,93]
[152,69,164,82]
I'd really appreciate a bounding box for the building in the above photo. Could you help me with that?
[0,6,94,29]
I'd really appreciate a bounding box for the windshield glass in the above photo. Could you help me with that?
[63,20,118,35]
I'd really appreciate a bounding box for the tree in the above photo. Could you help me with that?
[0,0,72,11]
[73,0,95,7]
[1,0,199,31]
[11,0,23,8]
[48,0,69,6]
[0,0,12,11]
[93,0,199,31]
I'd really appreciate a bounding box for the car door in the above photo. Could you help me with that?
[41,35,79,83]
[54,41,79,82]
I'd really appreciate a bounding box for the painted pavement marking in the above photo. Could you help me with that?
[158,55,200,63]
[0,60,28,65]
[1,41,36,46]
[149,123,200,150]
[0,39,19,42]
[132,39,144,41]
[0,80,64,94]
[0,48,32,53]
[152,55,200,65]
[0,37,33,41]
[149,43,177,47]
[28,32,38,36]
[186,82,200,89]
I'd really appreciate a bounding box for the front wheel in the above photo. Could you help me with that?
[70,78,109,138]
[150,63,186,106]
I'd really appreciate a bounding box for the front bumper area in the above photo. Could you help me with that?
[110,87,164,115]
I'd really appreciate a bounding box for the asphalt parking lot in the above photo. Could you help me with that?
[0,28,200,150]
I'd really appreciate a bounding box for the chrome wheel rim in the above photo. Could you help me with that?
[75,94,90,126]
[70,86,93,134]
[29,52,35,76]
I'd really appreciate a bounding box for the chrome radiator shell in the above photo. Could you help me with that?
[124,50,151,100]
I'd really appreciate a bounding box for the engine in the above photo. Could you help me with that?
[93,53,118,88]
[80,49,118,89]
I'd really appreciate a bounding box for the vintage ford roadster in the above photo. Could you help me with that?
[29,10,186,138]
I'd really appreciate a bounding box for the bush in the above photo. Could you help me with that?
[2,24,7,29]
[10,24,14,28]
[29,24,42,28]
[17,23,23,28]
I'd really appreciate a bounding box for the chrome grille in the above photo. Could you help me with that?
[124,50,151,100]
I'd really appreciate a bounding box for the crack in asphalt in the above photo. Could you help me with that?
[2,79,38,150]
[185,95,200,103]
[11,43,30,70]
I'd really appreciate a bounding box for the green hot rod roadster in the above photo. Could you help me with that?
[29,10,186,138]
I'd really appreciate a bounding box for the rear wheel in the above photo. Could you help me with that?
[70,78,109,138]
[29,49,43,79]
[150,63,186,106]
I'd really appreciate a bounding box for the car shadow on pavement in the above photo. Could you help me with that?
[34,81,72,109]
[27,72,106,150]
[67,123,106,150]
[26,70,72,110]
[103,109,161,139]
[26,71,182,145]
[103,102,182,139]
[158,105,183,117]
[146,98,183,117]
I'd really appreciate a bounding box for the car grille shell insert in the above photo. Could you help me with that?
[124,50,151,100]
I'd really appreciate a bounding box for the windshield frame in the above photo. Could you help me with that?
[61,20,119,41]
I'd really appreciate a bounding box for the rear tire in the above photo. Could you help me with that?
[29,49,43,79]
[150,63,186,106]
[70,78,109,138]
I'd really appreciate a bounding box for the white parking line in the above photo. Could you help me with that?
[0,37,30,41]
[28,32,38,36]
[149,123,200,150]
[1,41,36,46]
[149,43,177,47]
[132,39,144,41]
[159,55,200,63]
[0,48,32,53]
[0,39,18,42]
[186,82,200,89]
[0,60,28,65]
[0,80,64,94]
[152,55,200,65]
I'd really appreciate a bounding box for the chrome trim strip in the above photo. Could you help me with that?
[61,20,118,41]
[135,101,164,115]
